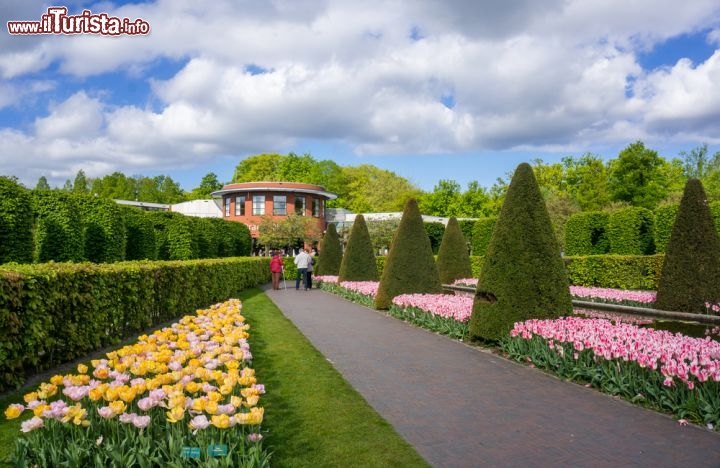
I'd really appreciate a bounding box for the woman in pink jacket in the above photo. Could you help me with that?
[270,251,283,290]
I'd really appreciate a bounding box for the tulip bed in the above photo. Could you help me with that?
[502,317,720,430]
[4,299,270,467]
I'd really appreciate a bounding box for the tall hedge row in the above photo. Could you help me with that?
[120,206,157,260]
[564,211,610,256]
[471,217,496,256]
[0,177,34,264]
[653,204,679,254]
[75,195,127,263]
[31,191,85,263]
[436,217,472,284]
[608,207,655,255]
[423,222,446,254]
[0,257,270,391]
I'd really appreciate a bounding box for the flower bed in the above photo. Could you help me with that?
[389,294,472,340]
[503,317,720,429]
[4,299,270,466]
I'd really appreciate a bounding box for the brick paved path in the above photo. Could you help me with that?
[263,285,720,468]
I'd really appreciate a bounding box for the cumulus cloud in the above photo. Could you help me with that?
[1,0,720,187]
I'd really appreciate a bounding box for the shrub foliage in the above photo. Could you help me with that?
[471,217,496,256]
[607,207,655,255]
[120,206,157,260]
[338,214,378,282]
[375,199,442,310]
[317,223,342,275]
[655,179,720,313]
[564,211,610,256]
[469,163,572,342]
[31,190,84,263]
[436,217,472,284]
[653,204,679,254]
[0,177,34,264]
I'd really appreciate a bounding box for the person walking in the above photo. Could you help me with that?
[270,250,283,290]
[294,247,312,290]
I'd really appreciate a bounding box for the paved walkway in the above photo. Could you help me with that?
[262,284,720,468]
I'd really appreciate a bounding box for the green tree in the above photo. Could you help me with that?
[459,181,493,217]
[375,199,442,310]
[73,169,89,193]
[316,223,343,275]
[608,141,669,209]
[232,154,284,182]
[342,165,423,213]
[655,179,720,313]
[188,172,223,200]
[258,213,322,250]
[563,154,611,210]
[468,163,572,342]
[420,179,462,217]
[35,176,51,190]
[366,218,401,253]
[436,217,472,284]
[338,214,378,282]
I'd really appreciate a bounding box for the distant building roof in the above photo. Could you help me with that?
[171,199,222,218]
[211,181,337,200]
[114,199,171,211]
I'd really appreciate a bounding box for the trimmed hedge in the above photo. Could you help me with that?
[564,211,610,256]
[655,179,720,313]
[75,194,127,263]
[0,177,34,264]
[653,204,679,254]
[316,223,342,276]
[339,215,379,282]
[0,257,270,391]
[608,207,655,255]
[564,254,664,290]
[469,163,571,342]
[31,190,85,263]
[436,217,472,284]
[458,219,475,246]
[375,199,442,310]
[120,206,157,260]
[470,217,496,256]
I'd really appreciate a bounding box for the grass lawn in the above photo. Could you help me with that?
[0,288,428,467]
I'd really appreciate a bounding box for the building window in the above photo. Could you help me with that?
[235,196,245,216]
[273,195,287,215]
[295,196,305,215]
[312,199,320,217]
[252,195,265,215]
[224,197,230,217]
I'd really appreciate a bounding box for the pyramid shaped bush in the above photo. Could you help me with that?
[469,163,572,342]
[375,199,442,310]
[436,217,472,284]
[317,223,342,276]
[338,215,378,282]
[655,179,720,313]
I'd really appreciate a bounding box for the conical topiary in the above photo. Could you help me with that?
[338,214,378,282]
[375,198,442,310]
[317,223,342,276]
[469,163,572,342]
[436,217,472,284]
[655,179,720,313]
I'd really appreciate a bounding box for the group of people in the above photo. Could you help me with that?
[269,247,315,291]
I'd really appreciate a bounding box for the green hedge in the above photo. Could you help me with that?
[31,191,85,263]
[75,194,127,263]
[564,211,610,256]
[608,207,655,255]
[563,254,664,290]
[471,217,496,256]
[423,222,445,255]
[653,204,679,254]
[120,206,157,260]
[0,177,34,264]
[0,257,270,391]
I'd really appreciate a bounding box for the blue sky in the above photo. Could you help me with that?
[1,0,720,192]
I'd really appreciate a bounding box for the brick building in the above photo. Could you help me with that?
[211,181,337,240]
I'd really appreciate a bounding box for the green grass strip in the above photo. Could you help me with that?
[222,288,429,467]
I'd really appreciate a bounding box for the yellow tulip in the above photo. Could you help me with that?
[109,401,127,416]
[244,395,259,408]
[37,383,57,400]
[77,364,88,374]
[230,396,242,408]
[50,375,64,385]
[23,392,38,404]
[33,404,49,418]
[166,406,185,423]
[4,404,23,419]
[211,414,231,429]
[204,400,218,415]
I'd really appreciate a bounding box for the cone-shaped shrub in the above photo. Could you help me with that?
[655,179,720,313]
[436,217,472,284]
[317,223,342,275]
[338,215,378,282]
[375,199,442,310]
[469,163,572,342]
